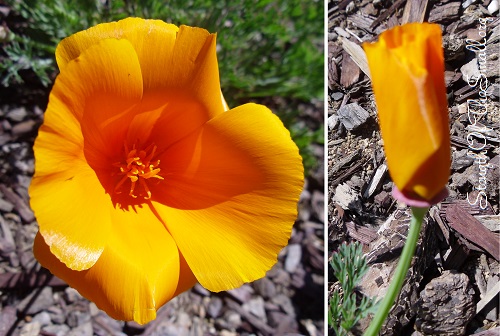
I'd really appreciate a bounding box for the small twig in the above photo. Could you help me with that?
[370,0,407,29]
[345,28,363,43]
[340,37,370,79]
[445,205,500,261]
[0,270,65,289]
[476,281,500,314]
[472,327,500,336]
[401,0,429,24]
[331,160,365,187]
[345,222,378,245]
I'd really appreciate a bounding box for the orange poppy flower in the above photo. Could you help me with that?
[30,18,304,324]
[363,23,450,203]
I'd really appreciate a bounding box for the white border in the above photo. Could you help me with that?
[323,0,329,334]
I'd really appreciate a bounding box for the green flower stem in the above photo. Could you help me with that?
[364,206,428,336]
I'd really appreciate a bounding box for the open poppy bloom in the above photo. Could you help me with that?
[30,18,304,324]
[363,23,450,205]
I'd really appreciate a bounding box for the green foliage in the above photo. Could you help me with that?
[3,0,323,102]
[328,242,379,336]
[3,0,323,172]
[1,36,53,87]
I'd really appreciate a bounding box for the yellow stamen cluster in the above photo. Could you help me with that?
[113,142,163,199]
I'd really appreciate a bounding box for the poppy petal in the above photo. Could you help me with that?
[55,18,178,74]
[31,122,83,178]
[55,37,143,123]
[151,103,304,291]
[30,161,111,271]
[30,38,145,270]
[135,24,224,117]
[34,204,196,324]
[126,90,211,152]
[30,93,109,271]
[38,37,143,170]
[56,18,224,117]
[161,25,224,116]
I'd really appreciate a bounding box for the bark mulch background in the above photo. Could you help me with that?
[328,0,499,335]
[0,11,325,336]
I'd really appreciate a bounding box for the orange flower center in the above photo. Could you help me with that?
[113,142,164,200]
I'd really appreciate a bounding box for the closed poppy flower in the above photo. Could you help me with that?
[30,18,304,324]
[363,23,450,203]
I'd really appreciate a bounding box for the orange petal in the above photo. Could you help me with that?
[80,98,138,171]
[151,103,304,291]
[29,161,111,271]
[31,122,83,178]
[363,23,450,200]
[54,37,143,124]
[31,91,108,272]
[126,90,212,151]
[34,204,196,324]
[30,38,146,270]
[162,25,225,117]
[56,18,178,74]
[38,37,143,174]
[56,18,224,117]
